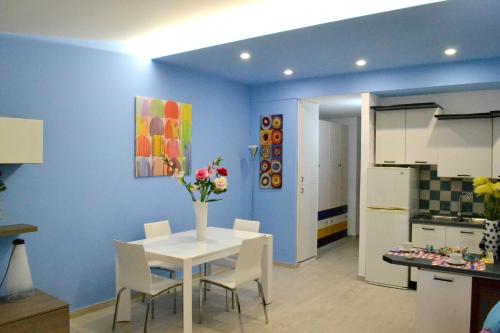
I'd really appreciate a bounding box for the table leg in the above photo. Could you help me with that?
[262,236,273,304]
[115,255,131,321]
[183,259,193,333]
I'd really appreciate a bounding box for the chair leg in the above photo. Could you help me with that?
[235,291,241,316]
[112,288,126,331]
[232,291,235,309]
[144,299,151,333]
[198,279,203,324]
[257,280,269,324]
[142,293,145,303]
[173,287,177,314]
[225,289,229,312]
[151,297,155,319]
[203,281,207,301]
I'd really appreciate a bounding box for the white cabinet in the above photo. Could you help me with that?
[318,120,348,210]
[437,118,492,178]
[405,108,439,165]
[375,110,405,164]
[412,224,447,248]
[445,226,483,254]
[411,224,446,282]
[416,270,471,333]
[0,117,43,164]
[492,117,500,179]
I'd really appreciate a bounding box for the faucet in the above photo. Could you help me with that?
[457,192,472,221]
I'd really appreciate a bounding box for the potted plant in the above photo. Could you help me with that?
[473,177,500,259]
[164,156,228,240]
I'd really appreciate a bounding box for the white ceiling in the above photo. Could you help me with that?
[0,0,441,58]
[308,94,362,119]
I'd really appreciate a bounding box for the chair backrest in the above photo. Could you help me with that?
[233,218,260,233]
[114,240,152,294]
[144,220,171,239]
[235,236,266,285]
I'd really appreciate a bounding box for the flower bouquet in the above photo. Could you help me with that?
[164,156,228,240]
[473,177,500,259]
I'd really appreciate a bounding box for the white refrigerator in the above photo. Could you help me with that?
[365,167,419,288]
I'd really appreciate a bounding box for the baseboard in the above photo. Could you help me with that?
[356,275,365,281]
[274,261,298,269]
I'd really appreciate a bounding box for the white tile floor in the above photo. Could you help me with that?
[71,237,416,332]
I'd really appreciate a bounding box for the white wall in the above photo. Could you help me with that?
[358,92,377,277]
[327,117,360,236]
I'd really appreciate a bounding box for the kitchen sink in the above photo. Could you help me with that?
[431,215,486,225]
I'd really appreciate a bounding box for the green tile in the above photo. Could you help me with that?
[420,200,429,209]
[440,201,451,212]
[461,202,473,213]
[430,191,440,200]
[440,181,451,191]
[430,170,439,180]
[420,180,430,190]
[462,181,473,192]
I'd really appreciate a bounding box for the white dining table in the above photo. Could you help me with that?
[115,227,273,333]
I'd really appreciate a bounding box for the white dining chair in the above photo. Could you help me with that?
[144,221,179,278]
[206,219,261,306]
[199,236,269,325]
[211,219,261,269]
[113,241,182,333]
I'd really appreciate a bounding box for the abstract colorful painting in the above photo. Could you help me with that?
[135,96,192,177]
[260,114,283,189]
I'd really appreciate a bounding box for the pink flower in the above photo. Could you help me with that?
[195,168,210,182]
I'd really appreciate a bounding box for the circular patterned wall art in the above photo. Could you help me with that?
[261,116,272,130]
[260,173,271,188]
[271,160,282,173]
[260,145,271,159]
[272,130,283,144]
[272,145,282,157]
[260,130,272,145]
[260,160,271,173]
[271,174,282,188]
[272,115,282,129]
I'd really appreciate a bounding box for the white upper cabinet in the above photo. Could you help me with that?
[375,110,405,164]
[405,108,439,165]
[0,117,43,164]
[492,116,500,179]
[437,118,492,178]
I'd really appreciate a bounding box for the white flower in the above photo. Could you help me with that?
[214,177,227,191]
[175,170,185,179]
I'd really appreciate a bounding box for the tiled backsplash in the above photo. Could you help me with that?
[419,165,484,216]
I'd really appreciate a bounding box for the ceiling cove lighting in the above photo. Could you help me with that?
[356,59,367,67]
[444,48,457,56]
[283,69,294,76]
[240,52,251,60]
[125,1,442,58]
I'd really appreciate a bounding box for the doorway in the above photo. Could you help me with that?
[297,94,361,258]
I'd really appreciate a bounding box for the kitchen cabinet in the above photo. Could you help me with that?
[416,270,471,333]
[412,224,447,248]
[437,118,492,178]
[411,224,446,282]
[405,108,439,165]
[492,116,500,179]
[375,110,405,164]
[445,226,483,254]
[0,117,43,164]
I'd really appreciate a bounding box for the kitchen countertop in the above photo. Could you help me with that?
[383,253,500,280]
[410,214,485,229]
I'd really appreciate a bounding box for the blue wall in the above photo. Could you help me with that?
[0,35,252,310]
[250,57,500,102]
[250,99,298,264]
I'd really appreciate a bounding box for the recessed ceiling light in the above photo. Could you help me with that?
[240,52,251,60]
[283,68,294,76]
[356,59,367,67]
[444,48,457,56]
